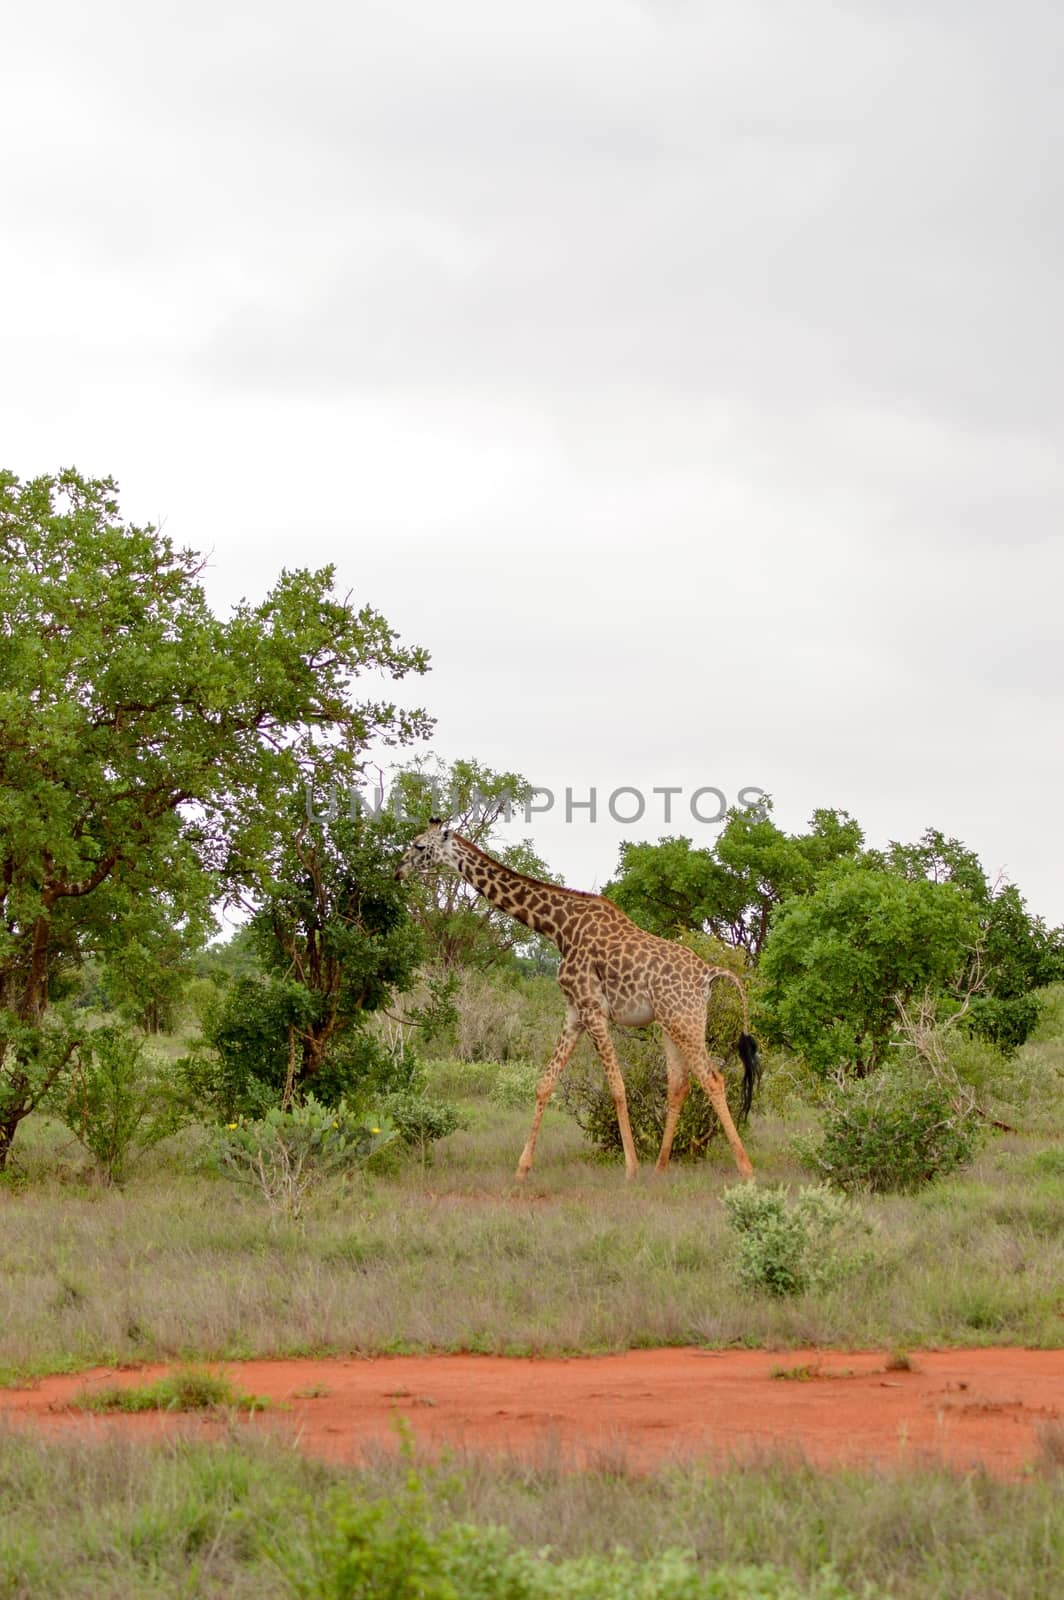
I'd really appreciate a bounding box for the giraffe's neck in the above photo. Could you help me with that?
[447,836,582,944]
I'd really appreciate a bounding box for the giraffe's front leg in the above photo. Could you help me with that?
[515,1008,583,1182]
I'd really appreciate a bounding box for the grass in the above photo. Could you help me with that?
[1,1082,1063,1378]
[0,1007,1062,1595]
[0,1428,1062,1598]
[768,1364,857,1381]
[0,1000,1061,1377]
[71,1367,268,1414]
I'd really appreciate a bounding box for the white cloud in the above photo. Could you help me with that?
[3,0,1062,919]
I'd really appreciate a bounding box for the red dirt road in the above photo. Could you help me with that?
[2,1349,1062,1477]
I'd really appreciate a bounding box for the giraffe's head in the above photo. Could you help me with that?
[395,818,459,881]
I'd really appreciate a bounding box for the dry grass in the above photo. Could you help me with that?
[1,1092,1063,1380]
[1,1428,1063,1598]
[1035,1419,1064,1473]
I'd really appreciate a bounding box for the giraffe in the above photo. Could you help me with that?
[397,821,759,1181]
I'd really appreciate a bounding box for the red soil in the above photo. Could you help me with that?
[3,1349,1062,1477]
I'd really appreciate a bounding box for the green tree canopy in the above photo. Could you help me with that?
[756,862,981,1077]
[0,467,430,1163]
[197,802,422,1114]
[606,802,864,956]
[884,828,1064,1050]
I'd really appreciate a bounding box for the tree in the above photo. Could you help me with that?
[886,828,1064,1051]
[757,862,980,1077]
[98,898,212,1033]
[0,468,430,1165]
[199,801,423,1112]
[884,828,988,903]
[603,836,734,942]
[606,803,864,956]
[191,924,261,986]
[714,804,865,955]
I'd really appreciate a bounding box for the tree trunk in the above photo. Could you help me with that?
[282,1025,297,1109]
[18,913,54,1024]
[0,1068,38,1172]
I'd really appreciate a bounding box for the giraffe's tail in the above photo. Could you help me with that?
[737,1031,762,1121]
[704,966,763,1121]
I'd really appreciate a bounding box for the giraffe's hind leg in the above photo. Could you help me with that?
[671,1028,754,1178]
[516,1007,583,1181]
[655,1033,690,1172]
[582,1010,640,1180]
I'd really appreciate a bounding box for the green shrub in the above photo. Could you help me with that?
[382,1091,463,1158]
[72,1368,265,1413]
[48,1024,185,1184]
[215,1095,394,1221]
[722,1183,871,1297]
[800,1067,981,1193]
[423,1057,499,1100]
[560,1030,749,1162]
[967,992,1043,1053]
[1028,981,1064,1044]
[273,1472,864,1598]
[420,1056,540,1110]
[490,1059,541,1109]
[183,976,416,1120]
[933,1030,1063,1122]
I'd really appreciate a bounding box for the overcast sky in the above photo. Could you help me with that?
[4,0,1063,921]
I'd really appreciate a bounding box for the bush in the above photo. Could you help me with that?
[560,1030,749,1162]
[423,1058,500,1100]
[274,1471,862,1599]
[443,970,563,1066]
[966,992,1043,1053]
[1028,981,1064,1044]
[722,1183,871,1298]
[490,1059,541,1109]
[183,982,450,1129]
[420,1056,540,1110]
[800,1067,980,1194]
[184,976,415,1120]
[215,1096,394,1221]
[449,972,534,1063]
[48,1025,185,1184]
[381,1091,463,1159]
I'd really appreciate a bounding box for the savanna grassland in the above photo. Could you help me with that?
[3,985,1064,1378]
[2,990,1063,1598]
[1,1088,1063,1381]
[3,1426,1064,1600]
[2,1003,1063,1596]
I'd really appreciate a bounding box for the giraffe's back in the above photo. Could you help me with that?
[556,898,710,1026]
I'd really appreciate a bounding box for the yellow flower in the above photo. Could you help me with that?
[371,1126,380,1135]
[226,1122,238,1129]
